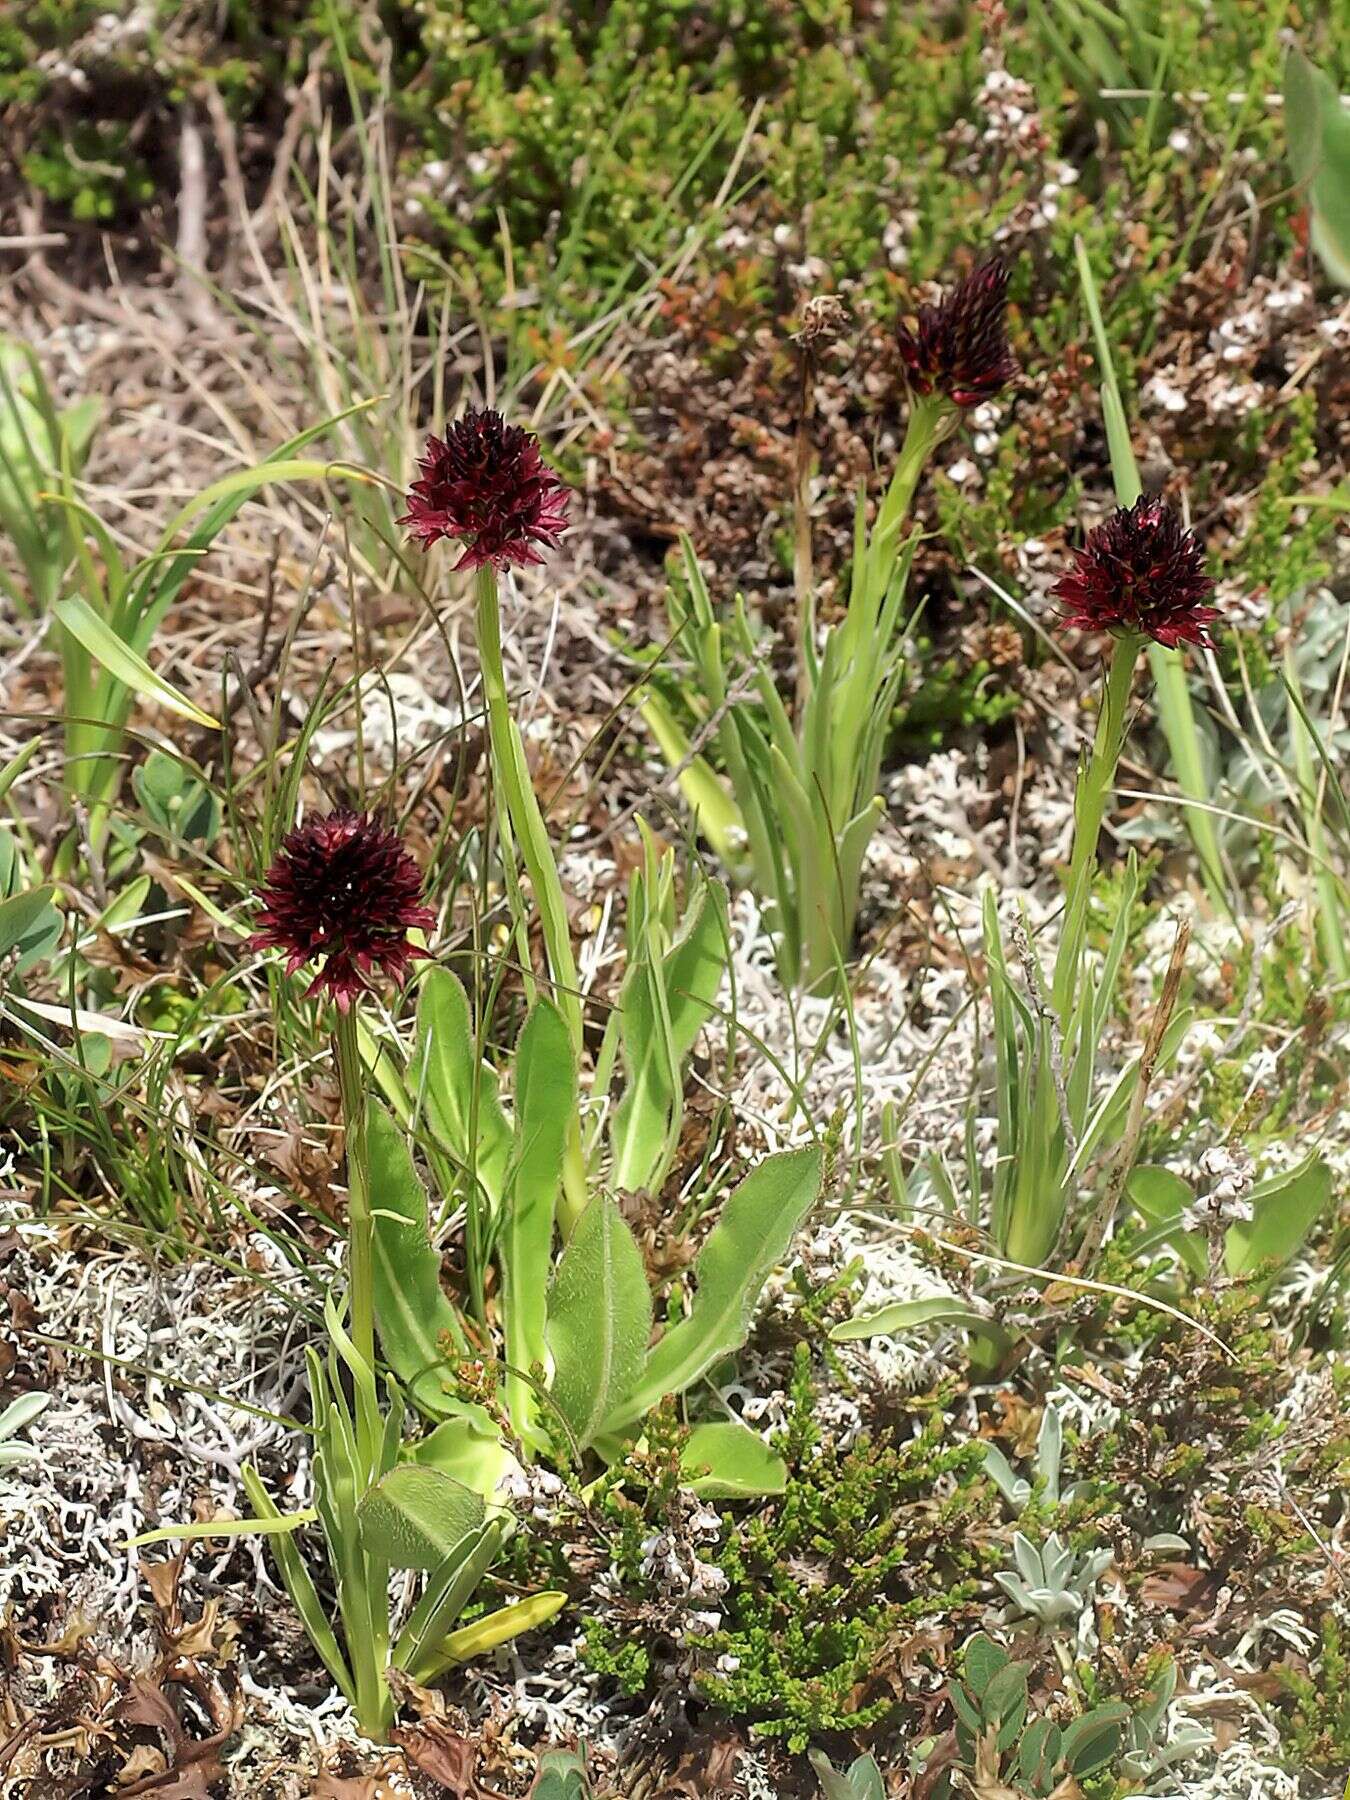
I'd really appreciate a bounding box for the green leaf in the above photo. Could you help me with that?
[964,1634,1010,1701]
[610,860,727,1194]
[1226,1155,1332,1276]
[1311,87,1350,287]
[412,1415,517,1504]
[424,1589,567,1670]
[950,1679,983,1737]
[530,1750,592,1800]
[546,1193,652,1451]
[122,1509,318,1549]
[412,968,511,1210]
[52,594,220,727]
[1126,1163,1192,1223]
[983,1661,1029,1742]
[1019,1717,1062,1790]
[355,1464,485,1571]
[241,1462,354,1703]
[603,1144,823,1431]
[680,1419,787,1497]
[0,885,62,974]
[808,1749,885,1800]
[829,1295,989,1341]
[368,1100,465,1416]
[502,999,576,1437]
[1060,1704,1129,1776]
[1284,47,1330,187]
[132,747,221,843]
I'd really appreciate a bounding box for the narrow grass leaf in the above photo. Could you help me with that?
[52,595,219,728]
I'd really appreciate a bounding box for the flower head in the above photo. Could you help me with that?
[1053,494,1219,649]
[401,406,571,571]
[250,811,436,1010]
[895,256,1018,409]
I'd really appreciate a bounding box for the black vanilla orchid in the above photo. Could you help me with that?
[250,811,435,1010]
[895,256,1018,410]
[401,406,571,571]
[1054,494,1220,650]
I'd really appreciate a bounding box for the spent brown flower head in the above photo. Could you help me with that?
[401,406,571,571]
[895,256,1018,409]
[1053,495,1220,650]
[250,811,435,1010]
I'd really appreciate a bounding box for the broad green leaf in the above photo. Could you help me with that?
[529,1751,592,1800]
[680,1419,787,1498]
[0,885,62,973]
[1019,1718,1062,1790]
[1285,47,1330,186]
[603,1144,824,1431]
[1227,1155,1332,1276]
[964,1633,1010,1701]
[132,747,221,844]
[412,968,511,1210]
[368,1101,465,1416]
[829,1295,989,1341]
[1061,1704,1130,1776]
[808,1751,885,1800]
[355,1464,485,1571]
[52,594,220,727]
[1127,1163,1192,1224]
[412,1414,517,1503]
[546,1193,652,1451]
[1311,91,1350,287]
[502,998,576,1437]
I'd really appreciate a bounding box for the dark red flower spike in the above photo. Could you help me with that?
[250,811,436,1010]
[895,256,1018,410]
[1054,494,1220,650]
[401,406,571,571]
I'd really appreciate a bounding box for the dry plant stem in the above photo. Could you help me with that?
[1052,631,1144,1020]
[792,346,817,714]
[473,565,588,1230]
[1078,917,1190,1270]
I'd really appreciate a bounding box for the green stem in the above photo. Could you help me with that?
[875,395,949,552]
[334,1006,377,1413]
[1052,632,1143,1021]
[474,566,588,1232]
